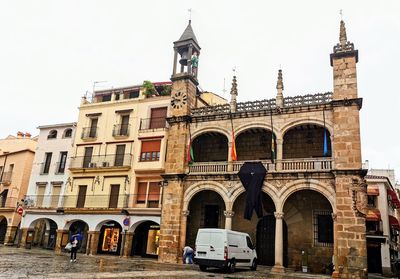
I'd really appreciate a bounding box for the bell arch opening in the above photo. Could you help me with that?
[192,132,228,162]
[236,128,275,161]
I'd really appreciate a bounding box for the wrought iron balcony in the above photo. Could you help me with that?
[188,158,333,174]
[139,117,168,130]
[0,196,18,208]
[23,195,64,208]
[112,124,130,137]
[69,153,132,169]
[81,126,98,139]
[0,171,12,185]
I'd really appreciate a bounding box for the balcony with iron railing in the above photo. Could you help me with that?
[23,194,162,209]
[69,153,132,170]
[188,158,333,174]
[112,124,130,137]
[139,117,168,130]
[0,171,13,186]
[0,196,18,208]
[81,126,98,140]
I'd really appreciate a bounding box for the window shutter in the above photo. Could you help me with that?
[137,182,147,202]
[141,140,161,152]
[148,182,160,201]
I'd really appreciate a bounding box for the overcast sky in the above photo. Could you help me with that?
[0,0,399,179]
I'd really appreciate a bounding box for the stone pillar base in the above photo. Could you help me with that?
[331,271,340,278]
[122,232,134,257]
[4,226,18,246]
[271,265,285,273]
[87,231,100,256]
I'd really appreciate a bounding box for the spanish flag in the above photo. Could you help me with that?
[187,137,194,164]
[231,129,237,161]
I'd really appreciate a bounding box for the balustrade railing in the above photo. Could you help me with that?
[112,124,130,137]
[189,158,332,174]
[69,153,132,169]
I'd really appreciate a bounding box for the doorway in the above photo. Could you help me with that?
[204,205,220,228]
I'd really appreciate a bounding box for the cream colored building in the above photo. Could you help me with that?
[0,132,37,245]
[19,82,172,258]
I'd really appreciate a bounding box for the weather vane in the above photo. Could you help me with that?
[188,8,192,21]
[232,66,237,75]
[339,9,343,20]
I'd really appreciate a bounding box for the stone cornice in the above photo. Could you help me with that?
[332,169,368,177]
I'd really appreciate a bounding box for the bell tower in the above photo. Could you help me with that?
[158,21,201,263]
[330,20,367,279]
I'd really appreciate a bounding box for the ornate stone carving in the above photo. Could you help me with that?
[224,210,235,218]
[274,212,284,219]
[182,210,190,217]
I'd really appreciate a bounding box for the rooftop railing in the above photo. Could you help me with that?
[69,154,132,169]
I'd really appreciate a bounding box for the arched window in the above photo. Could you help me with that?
[47,130,57,139]
[63,128,72,138]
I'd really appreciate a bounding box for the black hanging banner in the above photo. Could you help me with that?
[238,162,267,220]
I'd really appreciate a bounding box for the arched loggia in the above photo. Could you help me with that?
[192,132,228,162]
[236,128,276,161]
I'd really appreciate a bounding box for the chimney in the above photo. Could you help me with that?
[17,131,24,138]
[25,132,31,139]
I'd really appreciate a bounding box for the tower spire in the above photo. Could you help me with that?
[276,69,284,107]
[339,20,347,47]
[230,75,238,112]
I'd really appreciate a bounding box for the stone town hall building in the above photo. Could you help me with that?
[158,20,367,278]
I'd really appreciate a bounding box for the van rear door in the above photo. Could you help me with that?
[195,230,210,259]
[209,231,225,261]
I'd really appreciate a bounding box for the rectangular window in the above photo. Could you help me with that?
[137,182,147,203]
[140,140,161,162]
[149,107,168,129]
[42,153,52,174]
[313,211,333,246]
[114,145,126,166]
[57,152,68,174]
[129,90,139,99]
[120,115,130,136]
[83,147,93,168]
[367,196,376,207]
[101,94,111,102]
[89,118,98,138]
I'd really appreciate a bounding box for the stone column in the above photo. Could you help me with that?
[187,44,193,74]
[4,226,18,246]
[331,213,339,278]
[272,212,285,273]
[122,232,134,257]
[19,228,30,248]
[178,210,190,263]
[276,138,283,171]
[87,231,100,255]
[227,142,233,172]
[172,48,178,76]
[224,210,235,230]
[55,229,68,254]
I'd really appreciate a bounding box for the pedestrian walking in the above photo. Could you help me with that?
[70,236,78,262]
[183,246,193,264]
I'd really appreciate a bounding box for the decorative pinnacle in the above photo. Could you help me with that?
[276,69,284,90]
[339,20,347,46]
[230,76,238,96]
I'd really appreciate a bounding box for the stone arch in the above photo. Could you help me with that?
[63,219,90,231]
[95,219,123,231]
[28,217,59,230]
[229,181,279,210]
[183,181,229,211]
[191,127,230,141]
[63,128,73,138]
[277,179,335,212]
[235,122,281,139]
[280,118,333,138]
[129,219,160,233]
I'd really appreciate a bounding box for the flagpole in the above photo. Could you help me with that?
[230,110,237,162]
[323,108,328,157]
[270,109,276,167]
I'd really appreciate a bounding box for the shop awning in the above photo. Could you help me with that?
[366,209,381,221]
[388,190,400,208]
[389,215,400,230]
[367,185,379,196]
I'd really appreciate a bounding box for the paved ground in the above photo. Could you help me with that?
[0,246,395,279]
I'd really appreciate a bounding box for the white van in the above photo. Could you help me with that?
[194,228,257,272]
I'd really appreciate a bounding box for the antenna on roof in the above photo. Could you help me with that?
[339,9,343,20]
[188,8,192,22]
[222,78,227,97]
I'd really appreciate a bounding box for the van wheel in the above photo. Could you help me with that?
[227,259,236,273]
[251,258,257,271]
[199,265,207,271]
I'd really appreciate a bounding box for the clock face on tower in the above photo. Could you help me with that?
[171,91,187,109]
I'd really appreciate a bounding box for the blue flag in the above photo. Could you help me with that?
[323,129,328,157]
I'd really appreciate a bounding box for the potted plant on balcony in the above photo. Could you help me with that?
[142,80,158,97]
